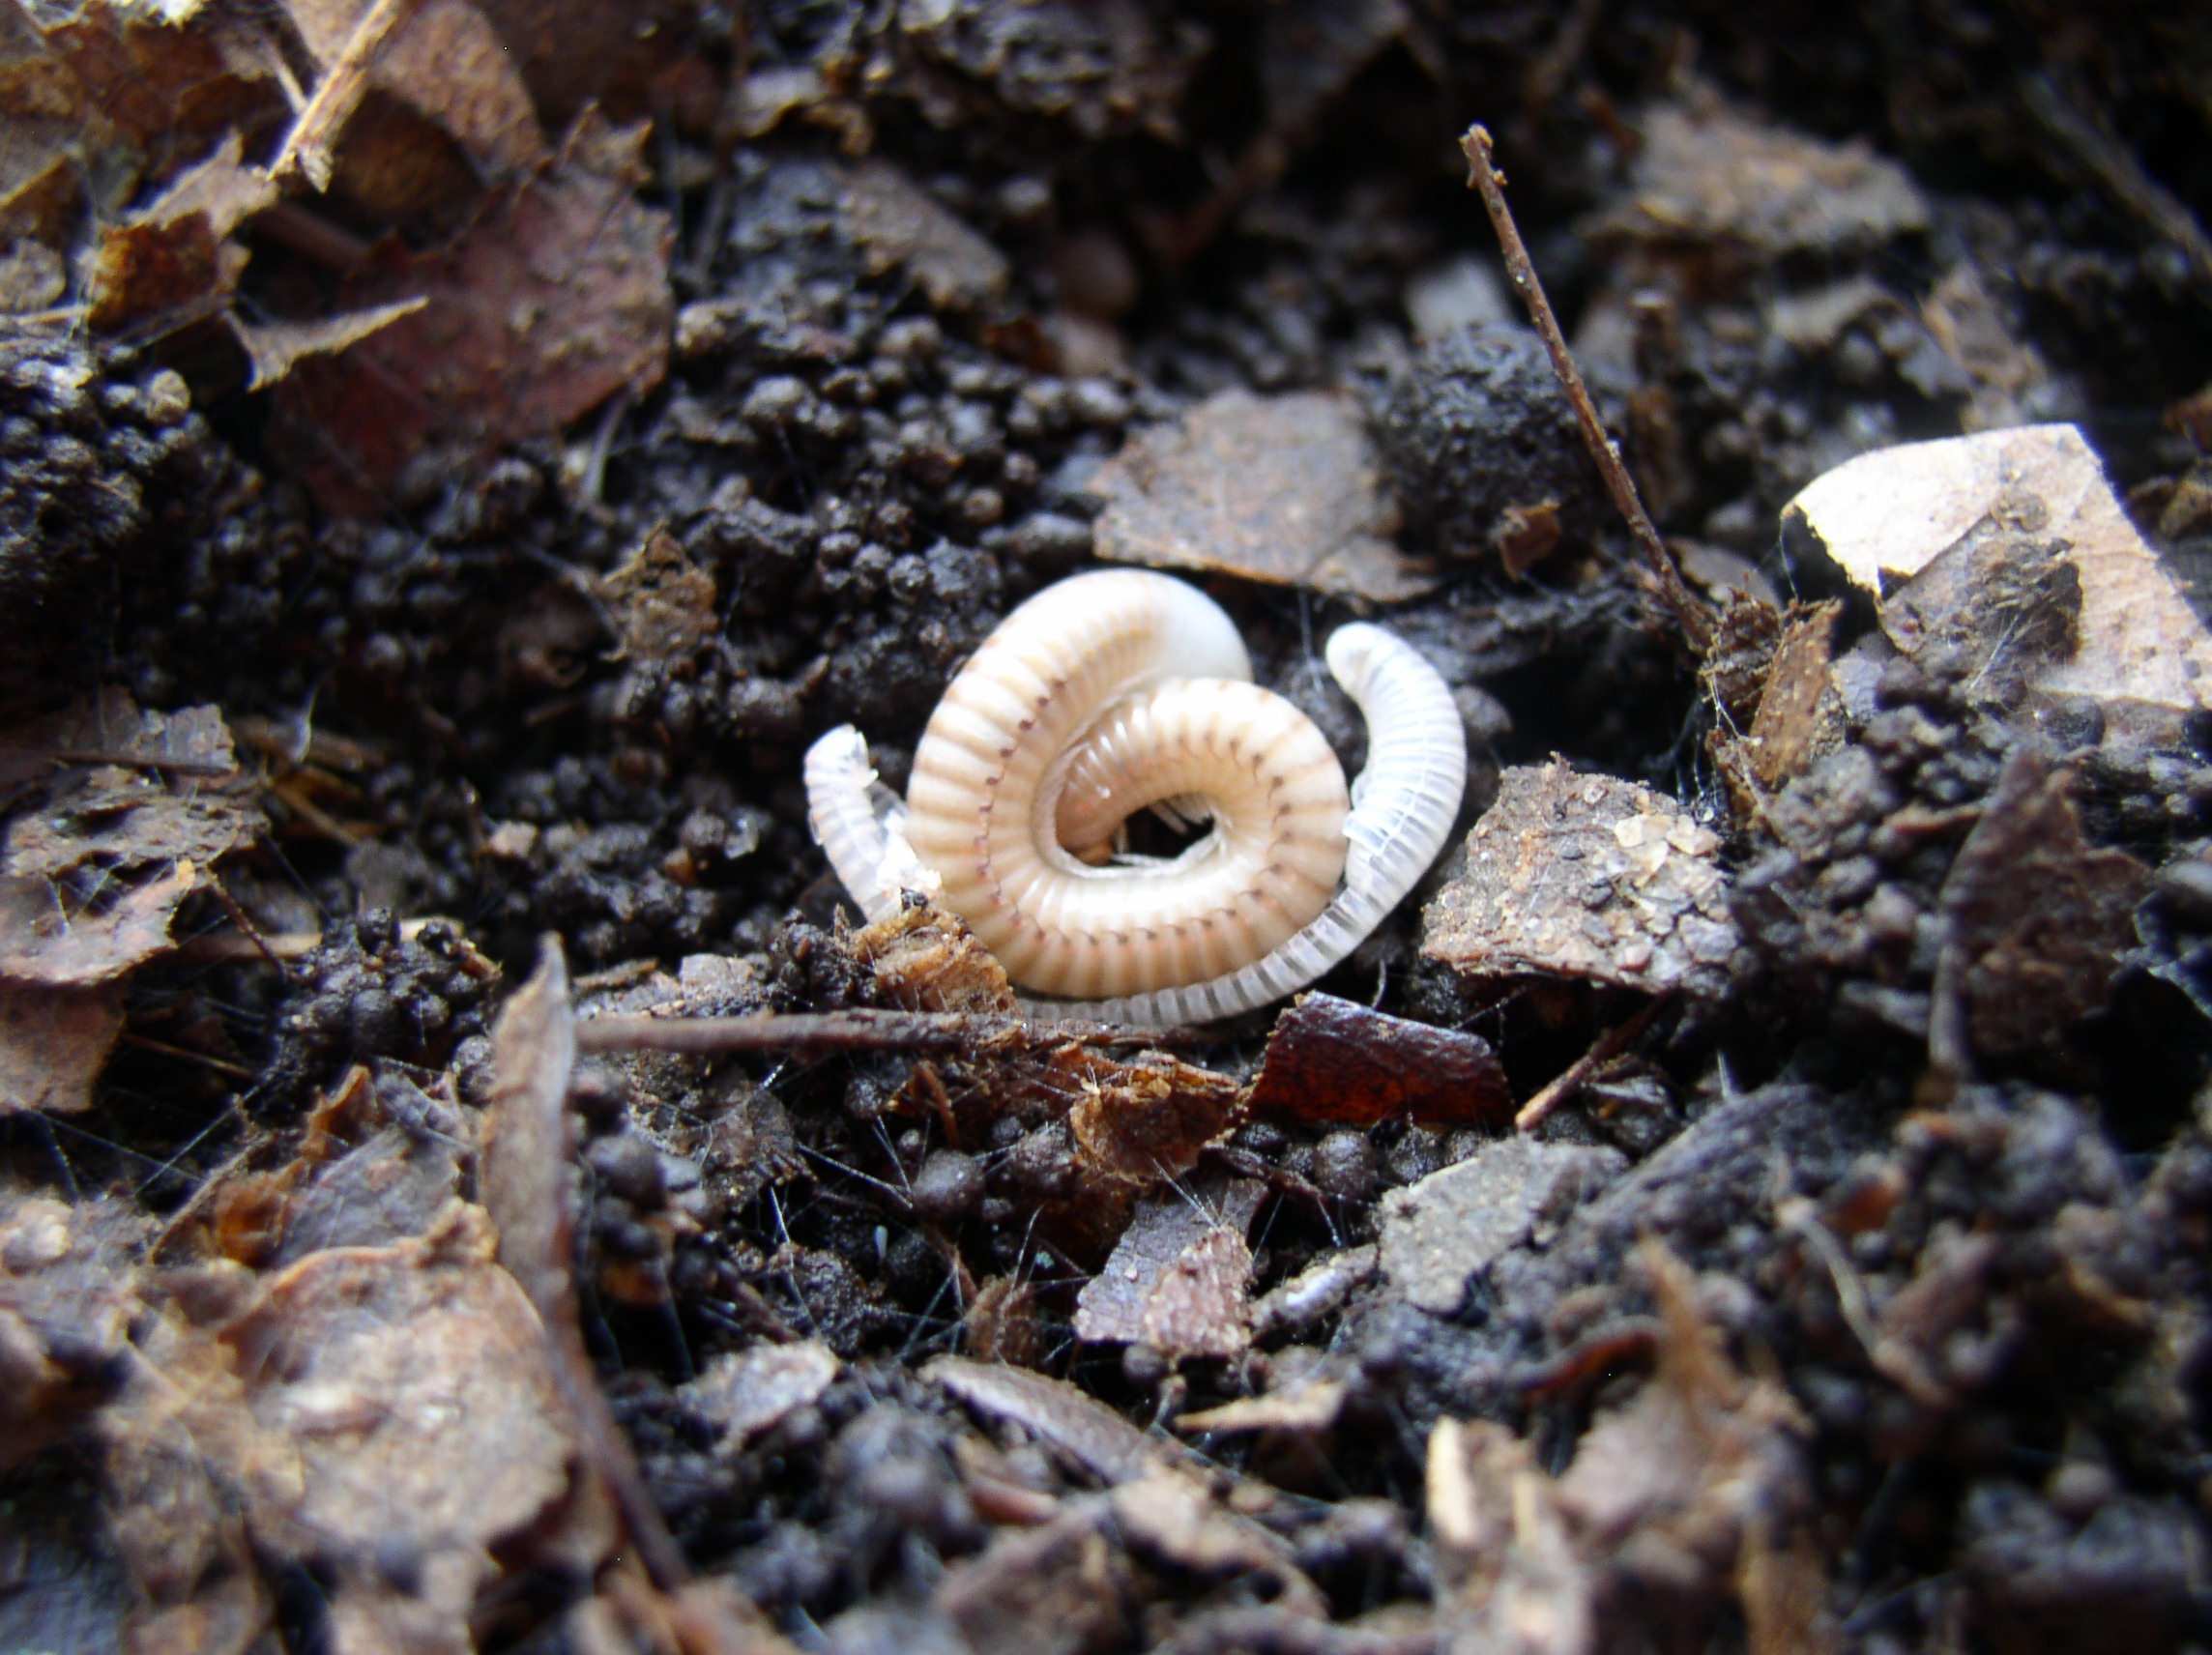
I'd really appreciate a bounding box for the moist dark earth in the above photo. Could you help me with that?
[4,3,2212,1651]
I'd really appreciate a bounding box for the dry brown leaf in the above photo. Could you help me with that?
[1708,600,1848,817]
[1073,1177,1264,1360]
[0,979,123,1116]
[271,107,673,512]
[1246,992,1511,1127]
[1091,390,1438,603]
[1787,424,2212,740]
[229,295,426,390]
[924,1354,1173,1486]
[221,1207,603,1640]
[0,694,262,986]
[286,0,547,182]
[1592,100,1929,268]
[482,937,691,1591]
[1422,761,1739,998]
[1061,1044,1248,1184]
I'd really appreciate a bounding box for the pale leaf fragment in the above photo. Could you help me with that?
[1787,424,2212,740]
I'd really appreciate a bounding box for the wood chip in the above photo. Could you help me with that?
[1246,992,1511,1128]
[1422,762,1739,998]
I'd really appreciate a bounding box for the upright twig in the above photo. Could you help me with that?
[1459,124,1714,655]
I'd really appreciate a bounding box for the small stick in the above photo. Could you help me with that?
[1458,125,1714,654]
[268,0,431,191]
[573,1009,1179,1057]
[1514,992,1670,1131]
[205,872,289,975]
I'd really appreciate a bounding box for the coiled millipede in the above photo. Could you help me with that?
[803,569,1467,1027]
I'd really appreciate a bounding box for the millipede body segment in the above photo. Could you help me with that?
[804,569,1467,1026]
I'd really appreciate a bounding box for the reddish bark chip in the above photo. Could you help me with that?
[1246,991,1511,1128]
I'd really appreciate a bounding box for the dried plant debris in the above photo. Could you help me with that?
[0,1192,145,1469]
[1706,598,1849,813]
[597,523,720,668]
[1073,1176,1265,1360]
[1428,1244,1830,1654]
[0,692,261,985]
[680,1341,842,1458]
[1061,1043,1248,1188]
[84,130,274,332]
[3,2,281,270]
[285,0,547,205]
[925,1355,1174,1487]
[1379,1137,1625,1316]
[102,1206,614,1652]
[1933,746,2148,1068]
[1246,992,1511,1127]
[266,1067,470,1263]
[1424,762,1739,998]
[1789,423,2212,740]
[273,107,674,511]
[0,980,123,1116]
[1091,389,1440,603]
[1591,98,1930,275]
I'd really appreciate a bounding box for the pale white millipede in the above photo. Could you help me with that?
[803,568,1467,1027]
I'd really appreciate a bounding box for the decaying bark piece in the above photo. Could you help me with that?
[1423,762,1739,998]
[1247,992,1511,1127]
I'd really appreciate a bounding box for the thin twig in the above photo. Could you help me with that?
[1514,992,1670,1132]
[268,0,432,191]
[573,1009,1181,1057]
[205,871,290,975]
[1459,124,1714,654]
